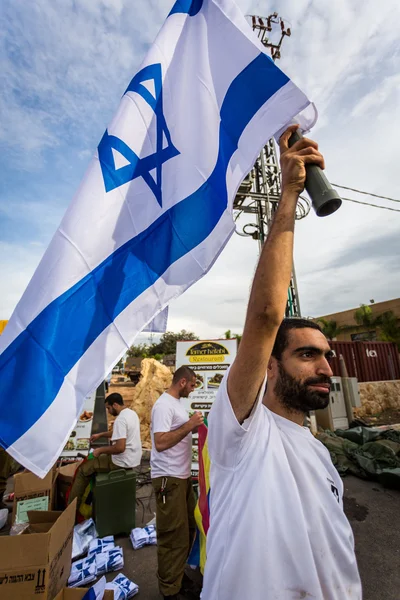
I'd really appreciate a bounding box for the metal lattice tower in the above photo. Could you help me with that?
[233,14,310,317]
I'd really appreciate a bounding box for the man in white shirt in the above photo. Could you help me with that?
[69,392,142,514]
[151,366,204,599]
[201,126,362,600]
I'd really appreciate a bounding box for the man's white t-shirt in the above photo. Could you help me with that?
[150,392,192,479]
[111,408,142,468]
[201,372,362,600]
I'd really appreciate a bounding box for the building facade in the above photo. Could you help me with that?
[316,298,400,343]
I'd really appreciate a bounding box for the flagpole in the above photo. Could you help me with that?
[233,13,307,318]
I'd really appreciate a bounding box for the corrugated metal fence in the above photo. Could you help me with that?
[329,341,400,382]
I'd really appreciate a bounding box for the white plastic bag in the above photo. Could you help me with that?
[72,518,98,559]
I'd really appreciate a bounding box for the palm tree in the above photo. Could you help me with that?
[316,318,345,340]
[354,304,378,341]
[224,329,242,346]
[354,304,375,328]
[376,311,400,350]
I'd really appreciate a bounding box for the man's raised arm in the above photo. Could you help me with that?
[228,125,325,423]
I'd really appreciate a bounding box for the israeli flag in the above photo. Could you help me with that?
[144,306,169,334]
[0,0,316,476]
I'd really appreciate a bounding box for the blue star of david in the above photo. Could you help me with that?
[98,63,179,207]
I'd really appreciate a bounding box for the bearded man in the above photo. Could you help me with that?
[68,392,142,516]
[201,126,362,600]
[151,366,204,599]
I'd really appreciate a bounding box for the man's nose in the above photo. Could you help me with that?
[317,357,333,378]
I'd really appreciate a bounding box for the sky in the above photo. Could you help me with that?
[1,0,399,346]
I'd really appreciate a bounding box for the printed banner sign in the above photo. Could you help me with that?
[60,390,96,458]
[176,339,237,476]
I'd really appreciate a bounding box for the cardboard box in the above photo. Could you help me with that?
[54,589,114,600]
[0,500,76,600]
[12,468,57,524]
[56,462,81,510]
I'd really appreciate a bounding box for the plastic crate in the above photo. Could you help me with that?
[94,469,136,536]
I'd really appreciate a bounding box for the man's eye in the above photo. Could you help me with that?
[302,352,313,358]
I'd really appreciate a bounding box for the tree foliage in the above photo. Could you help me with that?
[151,330,199,355]
[224,329,242,345]
[127,343,150,358]
[354,304,376,333]
[353,305,400,349]
[127,329,199,359]
[316,318,347,340]
[376,311,400,350]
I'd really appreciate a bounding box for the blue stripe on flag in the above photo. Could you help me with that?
[169,0,203,17]
[0,53,288,448]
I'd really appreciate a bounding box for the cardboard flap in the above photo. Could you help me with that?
[0,503,76,569]
[28,509,63,525]
[25,523,54,534]
[14,469,54,494]
[48,500,76,561]
[57,462,81,483]
[0,532,49,569]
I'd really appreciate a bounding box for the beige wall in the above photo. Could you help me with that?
[316,298,400,342]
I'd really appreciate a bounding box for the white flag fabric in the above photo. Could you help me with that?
[0,0,317,476]
[144,307,169,334]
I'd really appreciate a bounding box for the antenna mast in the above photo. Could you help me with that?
[233,14,310,317]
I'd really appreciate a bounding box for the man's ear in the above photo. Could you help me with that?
[267,356,278,381]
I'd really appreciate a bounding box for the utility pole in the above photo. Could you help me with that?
[233,14,310,317]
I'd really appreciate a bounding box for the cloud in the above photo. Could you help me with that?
[325,229,400,271]
[78,149,92,161]
[351,74,400,118]
[0,0,399,340]
[0,0,164,169]
[0,242,45,317]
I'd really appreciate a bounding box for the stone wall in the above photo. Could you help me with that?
[354,380,400,417]
[110,358,172,448]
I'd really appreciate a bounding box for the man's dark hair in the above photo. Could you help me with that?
[272,318,323,361]
[105,392,124,406]
[172,365,196,385]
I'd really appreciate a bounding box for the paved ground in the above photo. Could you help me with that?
[111,475,160,598]
[116,475,400,599]
[343,476,400,600]
[2,472,399,598]
[107,477,202,599]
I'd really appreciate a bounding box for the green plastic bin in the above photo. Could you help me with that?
[94,469,136,537]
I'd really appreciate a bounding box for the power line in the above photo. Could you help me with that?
[333,183,400,204]
[341,196,400,213]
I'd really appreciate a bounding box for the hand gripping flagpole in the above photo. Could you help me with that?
[288,129,342,217]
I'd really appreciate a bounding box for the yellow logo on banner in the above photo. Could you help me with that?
[186,341,229,363]
[189,355,224,363]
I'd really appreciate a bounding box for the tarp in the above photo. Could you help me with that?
[317,427,400,489]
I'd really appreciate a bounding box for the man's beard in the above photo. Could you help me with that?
[274,362,331,413]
